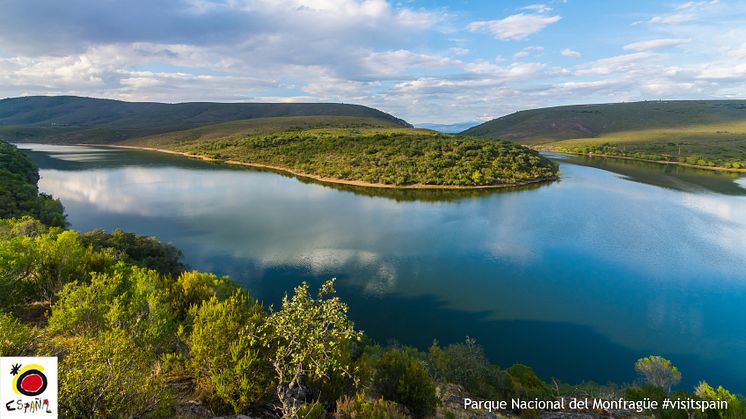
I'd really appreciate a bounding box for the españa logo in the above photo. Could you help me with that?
[0,357,57,418]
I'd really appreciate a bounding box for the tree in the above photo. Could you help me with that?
[634,356,681,392]
[259,279,362,418]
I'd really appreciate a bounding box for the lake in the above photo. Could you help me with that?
[18,143,746,392]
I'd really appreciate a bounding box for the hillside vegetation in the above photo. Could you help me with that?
[0,96,411,144]
[124,122,559,187]
[463,100,746,170]
[1,139,744,418]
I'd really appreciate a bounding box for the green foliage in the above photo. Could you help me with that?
[0,217,113,305]
[46,328,172,418]
[372,348,437,418]
[0,310,36,356]
[624,385,692,418]
[0,141,66,226]
[428,338,512,399]
[505,364,551,398]
[259,279,363,418]
[335,393,409,418]
[695,382,746,418]
[634,355,682,392]
[81,229,185,276]
[47,263,179,354]
[188,290,270,414]
[174,128,558,187]
[175,270,237,313]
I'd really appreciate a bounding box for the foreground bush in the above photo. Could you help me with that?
[429,337,512,399]
[0,311,36,356]
[188,290,270,414]
[47,263,179,354]
[335,393,409,418]
[372,348,437,418]
[48,329,172,418]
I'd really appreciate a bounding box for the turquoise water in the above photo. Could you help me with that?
[19,144,746,391]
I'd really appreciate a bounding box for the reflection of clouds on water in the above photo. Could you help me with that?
[679,193,746,274]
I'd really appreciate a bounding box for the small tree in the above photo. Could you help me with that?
[634,356,681,392]
[259,279,362,418]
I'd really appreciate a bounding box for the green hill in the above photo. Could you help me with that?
[0,96,411,144]
[462,100,746,170]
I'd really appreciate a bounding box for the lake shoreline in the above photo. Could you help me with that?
[535,147,746,174]
[81,143,560,190]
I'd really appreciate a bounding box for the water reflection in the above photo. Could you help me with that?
[20,143,746,392]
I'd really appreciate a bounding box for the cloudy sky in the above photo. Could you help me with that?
[1,0,745,124]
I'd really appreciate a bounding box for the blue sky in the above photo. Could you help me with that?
[1,0,745,124]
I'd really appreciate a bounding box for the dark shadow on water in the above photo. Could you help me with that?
[547,152,746,196]
[243,264,745,392]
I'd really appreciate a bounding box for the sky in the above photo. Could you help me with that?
[1,0,746,124]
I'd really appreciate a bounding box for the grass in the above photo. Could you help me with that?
[538,121,746,170]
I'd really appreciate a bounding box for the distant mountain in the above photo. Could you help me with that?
[415,122,480,133]
[461,100,746,144]
[0,96,411,143]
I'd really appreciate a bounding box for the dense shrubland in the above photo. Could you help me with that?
[134,128,559,187]
[1,141,743,418]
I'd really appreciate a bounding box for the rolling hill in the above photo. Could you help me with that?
[0,96,411,144]
[462,100,746,170]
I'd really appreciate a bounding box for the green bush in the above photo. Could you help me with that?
[505,364,551,398]
[260,280,362,418]
[48,329,172,418]
[188,290,270,414]
[47,263,179,354]
[0,217,113,305]
[428,338,512,399]
[81,229,185,276]
[335,393,409,418]
[372,348,437,418]
[0,311,36,356]
[695,381,746,418]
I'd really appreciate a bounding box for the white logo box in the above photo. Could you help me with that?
[0,357,57,418]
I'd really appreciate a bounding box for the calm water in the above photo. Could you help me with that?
[18,144,746,391]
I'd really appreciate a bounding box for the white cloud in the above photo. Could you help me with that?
[624,38,690,51]
[468,13,561,40]
[561,48,581,57]
[521,4,552,13]
[514,45,544,59]
[576,52,660,76]
[637,0,720,25]
[449,47,470,56]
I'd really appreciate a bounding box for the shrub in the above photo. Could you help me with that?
[0,311,36,356]
[188,290,270,414]
[428,338,512,399]
[695,381,746,418]
[259,279,363,418]
[48,329,172,418]
[335,393,409,419]
[47,263,179,354]
[176,270,237,313]
[506,364,551,398]
[81,228,185,276]
[372,348,437,418]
